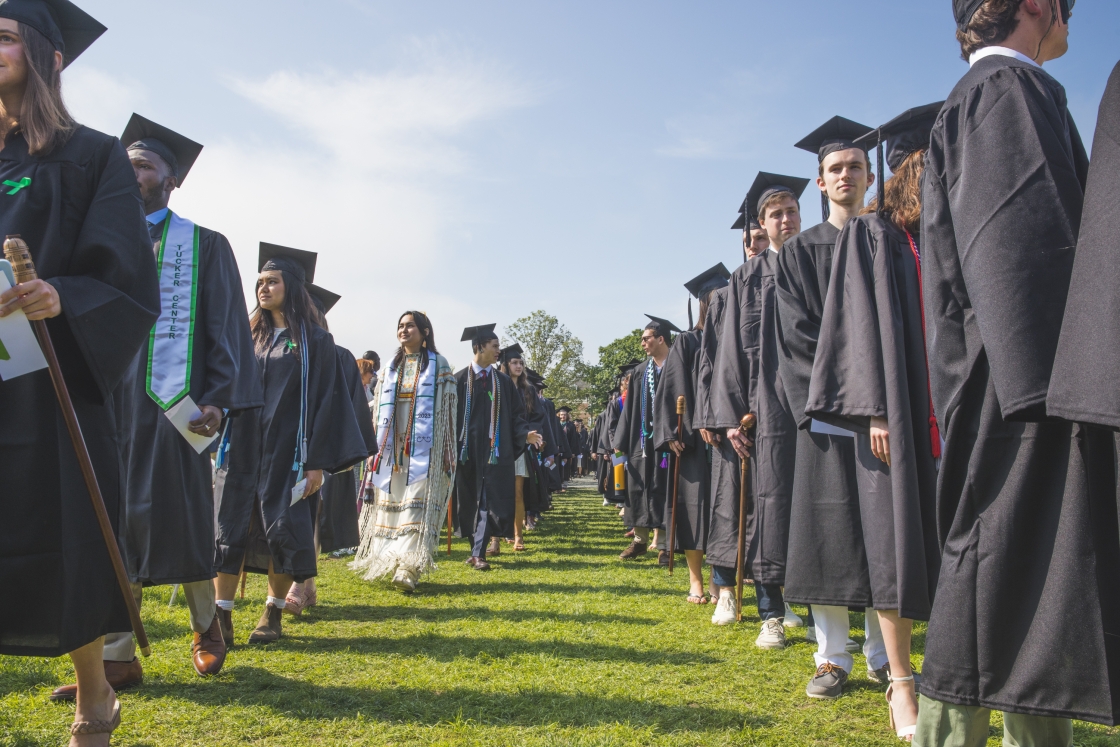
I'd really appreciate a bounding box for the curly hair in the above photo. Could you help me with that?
[862,149,925,235]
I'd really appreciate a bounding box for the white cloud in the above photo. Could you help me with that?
[62,66,146,135]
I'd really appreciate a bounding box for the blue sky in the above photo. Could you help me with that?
[64,0,1119,369]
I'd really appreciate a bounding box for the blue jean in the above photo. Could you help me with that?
[470,487,494,558]
[754,583,784,621]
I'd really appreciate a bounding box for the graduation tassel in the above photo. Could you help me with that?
[876,133,886,217]
[687,297,694,331]
[821,191,830,222]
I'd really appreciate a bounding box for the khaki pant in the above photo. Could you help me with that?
[103,580,216,662]
[915,696,1073,747]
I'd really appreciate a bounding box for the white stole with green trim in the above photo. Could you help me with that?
[146,211,200,410]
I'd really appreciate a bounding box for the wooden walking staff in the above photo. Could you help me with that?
[3,236,152,656]
[734,412,756,623]
[667,395,686,576]
[447,492,454,555]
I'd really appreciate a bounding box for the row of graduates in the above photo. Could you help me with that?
[590,51,1120,747]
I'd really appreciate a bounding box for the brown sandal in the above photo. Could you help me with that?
[70,694,121,739]
[513,541,526,551]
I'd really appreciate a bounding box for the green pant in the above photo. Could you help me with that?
[914,696,1073,747]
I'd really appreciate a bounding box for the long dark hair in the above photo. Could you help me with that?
[501,359,536,413]
[6,23,75,155]
[391,310,438,373]
[249,270,318,357]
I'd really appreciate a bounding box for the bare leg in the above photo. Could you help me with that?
[877,609,918,740]
[214,571,240,602]
[651,528,660,549]
[267,559,295,600]
[684,550,705,597]
[514,476,526,547]
[69,637,115,747]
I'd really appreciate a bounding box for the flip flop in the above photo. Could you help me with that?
[687,594,707,605]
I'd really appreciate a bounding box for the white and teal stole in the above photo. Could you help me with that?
[145,211,201,409]
[371,355,438,493]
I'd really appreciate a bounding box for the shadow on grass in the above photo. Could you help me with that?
[271,631,721,665]
[305,604,660,627]
[139,666,769,732]
[415,581,683,598]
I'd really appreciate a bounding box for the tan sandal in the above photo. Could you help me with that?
[70,694,120,740]
[284,584,306,616]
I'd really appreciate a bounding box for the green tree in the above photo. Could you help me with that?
[583,329,645,414]
[503,311,586,410]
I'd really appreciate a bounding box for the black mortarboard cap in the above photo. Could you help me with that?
[731,212,746,231]
[305,283,341,314]
[557,406,572,414]
[794,116,875,163]
[0,0,105,67]
[500,343,524,363]
[121,113,204,185]
[461,324,498,343]
[644,314,682,337]
[258,242,317,284]
[743,172,811,221]
[684,263,731,299]
[865,102,944,172]
[950,0,1068,32]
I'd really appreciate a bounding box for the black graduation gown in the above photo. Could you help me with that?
[805,215,940,620]
[653,329,710,552]
[613,360,669,530]
[776,222,871,607]
[0,128,159,656]
[541,396,564,491]
[565,422,580,477]
[521,390,556,514]
[116,223,262,588]
[318,346,377,554]
[454,368,529,541]
[708,253,797,583]
[598,396,624,503]
[920,55,1118,724]
[695,286,744,572]
[214,325,367,581]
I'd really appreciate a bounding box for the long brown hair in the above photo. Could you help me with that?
[7,23,75,155]
[863,149,925,235]
[391,311,438,373]
[502,360,536,413]
[249,270,318,357]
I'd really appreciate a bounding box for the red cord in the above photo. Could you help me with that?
[906,230,942,459]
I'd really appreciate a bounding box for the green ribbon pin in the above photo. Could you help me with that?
[3,177,30,195]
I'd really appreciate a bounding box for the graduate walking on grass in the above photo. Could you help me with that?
[0,2,161,742]
[50,115,263,700]
[352,311,458,592]
[211,245,367,644]
[454,325,531,570]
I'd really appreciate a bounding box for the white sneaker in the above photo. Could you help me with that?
[784,604,804,628]
[806,625,818,644]
[711,593,738,625]
[756,618,787,650]
[846,638,860,653]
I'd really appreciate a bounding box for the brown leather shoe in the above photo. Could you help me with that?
[248,603,283,644]
[658,550,670,566]
[191,615,228,676]
[619,541,648,560]
[217,607,234,647]
[49,657,143,702]
[465,556,491,571]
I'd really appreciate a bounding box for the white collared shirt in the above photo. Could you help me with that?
[470,361,491,376]
[969,46,1041,69]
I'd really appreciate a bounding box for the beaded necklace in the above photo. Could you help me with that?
[459,367,502,464]
[394,354,424,470]
[640,359,655,448]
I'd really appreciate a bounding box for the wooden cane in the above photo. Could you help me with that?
[3,236,152,656]
[734,412,757,623]
[667,395,686,576]
[447,492,454,556]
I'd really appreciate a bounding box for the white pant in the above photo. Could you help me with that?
[812,604,888,673]
[104,580,216,662]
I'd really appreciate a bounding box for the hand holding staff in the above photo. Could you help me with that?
[735,412,756,623]
[667,395,686,576]
[3,236,151,656]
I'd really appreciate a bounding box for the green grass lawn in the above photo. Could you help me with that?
[3,480,1118,746]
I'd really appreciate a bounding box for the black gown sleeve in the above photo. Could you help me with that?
[710,267,758,430]
[775,243,823,430]
[654,330,699,450]
[923,64,1086,423]
[1048,61,1120,427]
[305,329,367,473]
[47,137,159,399]
[337,346,378,455]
